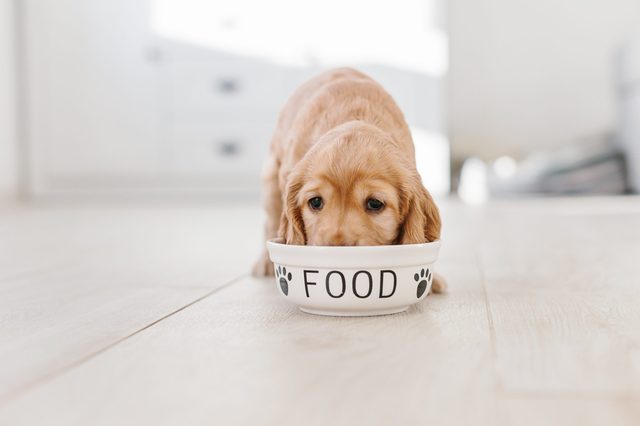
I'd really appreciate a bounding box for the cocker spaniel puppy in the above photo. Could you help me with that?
[253,68,443,291]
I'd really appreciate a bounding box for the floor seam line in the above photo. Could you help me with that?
[474,248,504,424]
[0,273,247,406]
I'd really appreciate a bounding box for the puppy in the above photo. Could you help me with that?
[253,68,444,292]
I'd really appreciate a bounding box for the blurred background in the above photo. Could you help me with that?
[0,0,639,203]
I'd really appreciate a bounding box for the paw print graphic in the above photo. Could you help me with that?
[275,265,292,296]
[414,268,432,298]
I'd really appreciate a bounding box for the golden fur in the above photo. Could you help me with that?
[253,68,444,291]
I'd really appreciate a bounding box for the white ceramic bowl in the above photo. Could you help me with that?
[266,239,441,316]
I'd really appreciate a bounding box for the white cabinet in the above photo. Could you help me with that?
[25,0,164,189]
[22,0,448,197]
[23,0,282,196]
[160,45,287,186]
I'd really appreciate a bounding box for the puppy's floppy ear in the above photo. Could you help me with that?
[397,174,441,244]
[278,168,307,245]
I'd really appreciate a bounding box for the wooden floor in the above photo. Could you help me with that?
[1,197,639,425]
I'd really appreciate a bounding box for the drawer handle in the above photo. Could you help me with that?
[216,140,241,157]
[216,78,240,93]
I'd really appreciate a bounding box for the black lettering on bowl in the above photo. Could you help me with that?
[303,270,319,297]
[299,269,399,299]
[352,270,373,298]
[379,270,397,298]
[325,270,346,298]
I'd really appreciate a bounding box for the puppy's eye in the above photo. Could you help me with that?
[308,196,324,211]
[366,198,384,212]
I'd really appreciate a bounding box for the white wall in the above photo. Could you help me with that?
[0,0,17,198]
[450,0,640,161]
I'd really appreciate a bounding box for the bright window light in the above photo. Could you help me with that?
[458,157,489,204]
[412,127,450,195]
[150,0,448,75]
[493,156,518,179]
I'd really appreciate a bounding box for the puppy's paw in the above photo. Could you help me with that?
[251,251,275,277]
[431,273,447,294]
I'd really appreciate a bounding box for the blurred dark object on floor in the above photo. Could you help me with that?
[616,33,640,193]
[487,136,628,196]
[459,33,640,200]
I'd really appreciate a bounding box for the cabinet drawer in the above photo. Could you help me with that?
[167,120,274,177]
[167,60,287,111]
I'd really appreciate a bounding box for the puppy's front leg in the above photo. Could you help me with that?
[252,154,282,277]
[431,272,447,294]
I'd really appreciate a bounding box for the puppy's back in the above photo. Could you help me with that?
[272,68,411,163]
[277,68,370,133]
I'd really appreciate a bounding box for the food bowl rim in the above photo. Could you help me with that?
[267,238,441,268]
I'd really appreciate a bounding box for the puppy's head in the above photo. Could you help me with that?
[279,122,440,246]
